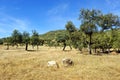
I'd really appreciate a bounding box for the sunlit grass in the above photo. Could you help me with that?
[0,45,120,80]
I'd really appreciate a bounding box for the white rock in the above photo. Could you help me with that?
[47,61,59,68]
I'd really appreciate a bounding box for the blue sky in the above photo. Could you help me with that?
[0,0,120,38]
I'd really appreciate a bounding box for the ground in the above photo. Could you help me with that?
[0,45,120,80]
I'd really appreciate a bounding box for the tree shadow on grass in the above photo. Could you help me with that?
[63,50,72,52]
[116,51,120,54]
[26,50,37,52]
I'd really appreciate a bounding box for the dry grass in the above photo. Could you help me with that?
[0,45,120,80]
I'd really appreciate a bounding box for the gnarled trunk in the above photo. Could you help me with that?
[25,43,28,51]
[89,34,92,54]
[63,42,66,51]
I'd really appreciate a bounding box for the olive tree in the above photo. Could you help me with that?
[79,9,101,54]
[65,21,77,50]
[31,30,40,50]
[11,29,22,47]
[22,31,30,50]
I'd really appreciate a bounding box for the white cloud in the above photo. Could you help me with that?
[8,17,29,30]
[0,14,30,38]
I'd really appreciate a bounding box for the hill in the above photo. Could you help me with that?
[39,30,67,40]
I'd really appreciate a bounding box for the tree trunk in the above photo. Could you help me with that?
[94,47,97,53]
[69,45,72,50]
[63,42,66,51]
[25,43,28,50]
[79,48,82,54]
[7,44,9,50]
[108,48,110,54]
[89,34,92,54]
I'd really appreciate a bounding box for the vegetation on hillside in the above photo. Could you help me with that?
[39,30,67,40]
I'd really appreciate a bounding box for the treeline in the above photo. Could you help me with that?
[1,9,120,54]
[64,9,120,54]
[1,30,44,50]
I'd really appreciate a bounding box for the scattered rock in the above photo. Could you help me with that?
[62,58,73,67]
[47,60,59,68]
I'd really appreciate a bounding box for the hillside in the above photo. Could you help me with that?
[39,30,67,40]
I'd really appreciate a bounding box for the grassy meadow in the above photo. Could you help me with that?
[0,45,120,80]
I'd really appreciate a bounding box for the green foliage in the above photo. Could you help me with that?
[39,30,68,47]
[112,29,120,50]
[69,31,83,50]
[22,31,30,50]
[98,13,120,31]
[0,38,3,44]
[4,37,13,44]
[38,39,44,46]
[65,21,76,33]
[65,21,77,50]
[80,22,97,35]
[39,30,67,40]
[11,29,22,45]
[31,30,39,47]
[79,9,101,54]
[99,32,112,49]
[3,37,13,50]
[22,31,30,44]
[56,34,68,43]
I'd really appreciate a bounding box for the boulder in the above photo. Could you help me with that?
[62,58,73,67]
[47,60,59,68]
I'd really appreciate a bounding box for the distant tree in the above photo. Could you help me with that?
[0,38,3,45]
[95,32,112,53]
[39,39,44,46]
[66,21,76,33]
[65,21,77,50]
[22,31,30,50]
[91,32,101,53]
[98,13,120,32]
[79,9,101,54]
[56,34,69,51]
[31,30,39,50]
[97,13,120,53]
[71,30,86,52]
[112,29,120,52]
[11,29,22,47]
[3,37,12,50]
